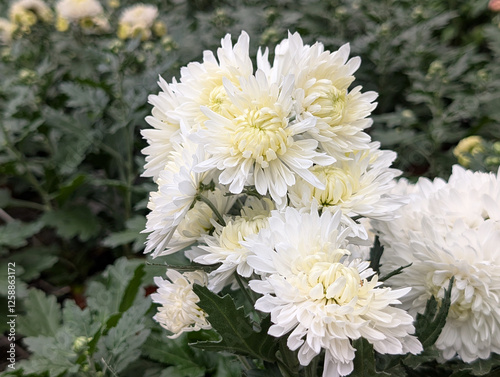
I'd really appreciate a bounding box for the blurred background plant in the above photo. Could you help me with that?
[0,0,499,375]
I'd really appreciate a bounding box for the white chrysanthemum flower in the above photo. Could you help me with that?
[193,72,334,206]
[142,76,183,181]
[266,32,377,161]
[151,269,211,338]
[245,206,422,377]
[117,4,158,40]
[372,165,500,362]
[56,0,104,20]
[9,0,53,24]
[0,18,15,43]
[194,197,274,292]
[172,31,254,131]
[55,0,110,32]
[288,142,406,220]
[143,138,214,257]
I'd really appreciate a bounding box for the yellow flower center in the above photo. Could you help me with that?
[231,108,289,167]
[219,215,269,251]
[208,85,231,116]
[289,249,366,304]
[310,165,359,206]
[309,262,362,304]
[308,82,347,126]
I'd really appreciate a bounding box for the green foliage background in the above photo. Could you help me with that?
[1,0,499,375]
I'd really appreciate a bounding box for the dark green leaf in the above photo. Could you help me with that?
[414,278,454,348]
[119,263,146,312]
[40,206,100,241]
[351,338,390,377]
[102,216,147,253]
[369,236,383,274]
[379,263,412,282]
[191,285,278,362]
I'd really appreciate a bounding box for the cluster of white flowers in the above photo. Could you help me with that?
[0,0,167,39]
[371,165,500,363]
[145,31,420,376]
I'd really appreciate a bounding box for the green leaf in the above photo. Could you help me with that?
[369,236,383,274]
[18,289,62,337]
[414,277,454,348]
[59,82,109,112]
[40,206,100,241]
[94,302,151,373]
[0,220,43,249]
[52,174,87,204]
[191,285,278,362]
[142,332,207,373]
[102,216,147,253]
[350,338,390,377]
[379,263,412,282]
[20,330,80,377]
[119,263,146,312]
[86,257,144,323]
[0,188,11,208]
[7,246,58,281]
[62,299,100,338]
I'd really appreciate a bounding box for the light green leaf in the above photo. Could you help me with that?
[86,257,144,322]
[0,220,43,249]
[18,289,62,337]
[59,82,109,111]
[21,330,80,377]
[94,302,151,373]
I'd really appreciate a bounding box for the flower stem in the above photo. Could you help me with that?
[196,194,226,226]
[234,273,256,307]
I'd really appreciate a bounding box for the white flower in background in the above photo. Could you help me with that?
[151,269,211,338]
[267,32,377,161]
[193,72,334,206]
[9,0,53,29]
[372,165,500,362]
[0,18,15,44]
[143,137,213,257]
[194,197,274,292]
[142,76,183,181]
[172,31,254,131]
[55,0,109,32]
[117,4,158,41]
[245,206,422,377]
[288,142,407,221]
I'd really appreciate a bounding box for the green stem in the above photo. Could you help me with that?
[196,194,226,226]
[277,338,300,377]
[8,199,47,211]
[234,273,256,307]
[0,125,52,210]
[303,355,319,377]
[237,355,253,371]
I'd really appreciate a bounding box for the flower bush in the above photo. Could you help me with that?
[1,0,500,376]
